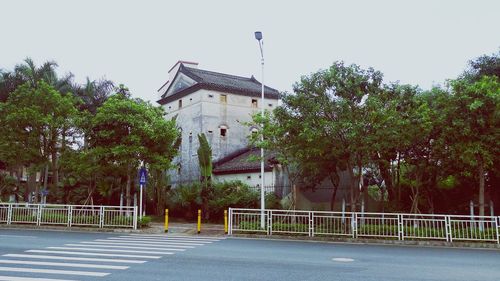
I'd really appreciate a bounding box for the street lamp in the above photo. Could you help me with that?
[255,31,265,229]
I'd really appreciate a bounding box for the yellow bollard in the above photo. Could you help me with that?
[224,210,228,234]
[197,209,201,234]
[164,209,169,233]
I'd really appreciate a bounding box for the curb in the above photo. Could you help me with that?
[230,233,500,250]
[0,224,142,233]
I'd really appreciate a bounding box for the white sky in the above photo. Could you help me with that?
[1,0,499,102]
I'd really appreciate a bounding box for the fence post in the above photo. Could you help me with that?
[267,210,272,235]
[36,204,42,226]
[352,213,357,239]
[444,216,450,242]
[99,206,104,228]
[398,214,403,240]
[7,203,12,225]
[228,208,232,235]
[495,216,499,244]
[133,206,138,230]
[309,212,315,237]
[67,205,72,227]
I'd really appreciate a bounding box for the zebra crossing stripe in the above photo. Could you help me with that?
[26,250,161,259]
[0,276,76,281]
[0,267,109,277]
[63,244,186,252]
[127,234,223,240]
[3,254,146,264]
[46,247,175,255]
[107,237,206,245]
[85,241,195,248]
[119,235,218,242]
[0,260,128,270]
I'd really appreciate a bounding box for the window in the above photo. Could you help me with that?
[168,106,171,110]
[208,94,214,98]
[220,128,227,137]
[251,99,258,108]
[220,94,227,104]
[177,164,181,174]
[178,99,182,108]
[208,130,213,134]
[190,98,193,102]
[268,103,273,107]
[189,132,193,143]
[247,175,251,180]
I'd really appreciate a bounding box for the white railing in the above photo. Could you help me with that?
[228,208,500,244]
[0,203,137,229]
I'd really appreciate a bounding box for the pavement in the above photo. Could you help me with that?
[0,228,499,281]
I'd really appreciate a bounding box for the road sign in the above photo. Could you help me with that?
[139,167,147,185]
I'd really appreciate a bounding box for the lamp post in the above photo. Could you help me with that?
[255,31,265,229]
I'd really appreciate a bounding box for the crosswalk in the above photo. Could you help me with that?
[0,234,224,281]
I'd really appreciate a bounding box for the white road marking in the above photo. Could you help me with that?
[88,240,195,248]
[3,254,146,264]
[63,244,185,252]
[0,260,128,270]
[0,235,37,239]
[26,250,161,259]
[0,276,76,281]
[332,258,355,262]
[107,237,206,245]
[47,247,175,255]
[126,234,222,240]
[0,267,109,277]
[120,235,218,242]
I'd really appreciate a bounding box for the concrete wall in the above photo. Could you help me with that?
[163,89,279,186]
[214,171,274,187]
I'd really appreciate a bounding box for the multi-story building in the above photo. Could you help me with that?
[156,61,280,186]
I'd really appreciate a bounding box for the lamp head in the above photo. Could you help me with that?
[254,31,263,41]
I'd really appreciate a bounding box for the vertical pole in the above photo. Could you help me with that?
[259,39,265,230]
[139,184,143,221]
[36,204,41,226]
[361,197,365,226]
[99,206,104,228]
[133,206,137,230]
[267,210,272,235]
[67,205,72,227]
[197,209,201,234]
[164,209,169,233]
[224,210,228,234]
[398,214,403,241]
[228,208,233,235]
[7,203,12,225]
[470,200,475,230]
[120,193,123,212]
[490,200,494,217]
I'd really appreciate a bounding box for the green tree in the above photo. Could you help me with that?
[198,133,212,219]
[91,93,179,207]
[0,81,78,202]
[448,76,500,216]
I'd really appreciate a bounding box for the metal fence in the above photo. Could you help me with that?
[0,203,137,229]
[228,208,500,244]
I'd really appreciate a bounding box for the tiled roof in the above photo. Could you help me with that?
[213,147,275,175]
[157,64,280,105]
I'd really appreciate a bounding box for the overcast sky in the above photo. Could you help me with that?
[2,0,499,102]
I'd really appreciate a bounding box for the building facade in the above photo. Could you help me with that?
[157,61,280,186]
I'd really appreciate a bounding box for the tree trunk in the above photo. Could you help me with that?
[329,173,340,211]
[26,166,36,203]
[347,163,356,212]
[479,160,485,217]
[126,166,132,207]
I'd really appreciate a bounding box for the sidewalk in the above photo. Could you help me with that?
[149,222,226,236]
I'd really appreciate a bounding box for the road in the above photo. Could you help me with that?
[0,228,499,281]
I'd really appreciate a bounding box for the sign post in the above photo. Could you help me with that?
[139,167,147,220]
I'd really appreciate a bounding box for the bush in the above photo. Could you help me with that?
[139,216,152,228]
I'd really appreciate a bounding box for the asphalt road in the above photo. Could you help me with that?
[0,228,499,281]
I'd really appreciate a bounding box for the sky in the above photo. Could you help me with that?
[1,0,499,102]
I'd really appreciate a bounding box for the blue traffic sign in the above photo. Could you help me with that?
[139,167,147,185]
